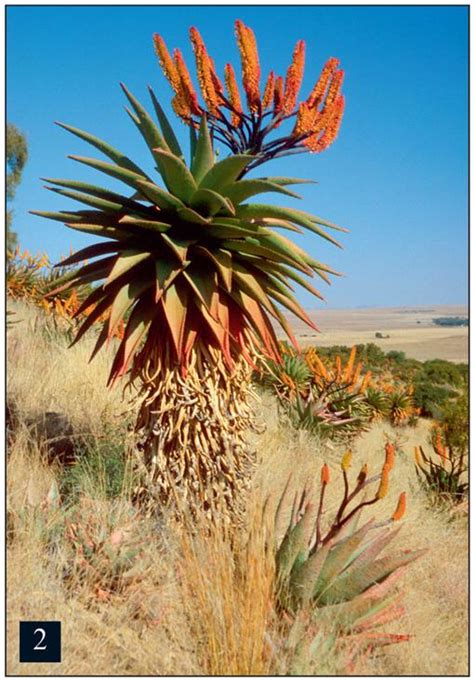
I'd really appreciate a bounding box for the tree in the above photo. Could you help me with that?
[32,21,346,521]
[7,123,28,253]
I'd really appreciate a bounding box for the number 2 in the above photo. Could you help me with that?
[33,628,47,651]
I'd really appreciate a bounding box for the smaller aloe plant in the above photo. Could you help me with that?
[388,389,417,426]
[270,443,426,660]
[414,434,468,504]
[64,500,151,600]
[365,387,390,421]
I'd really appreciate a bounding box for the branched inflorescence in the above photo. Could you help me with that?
[154,20,345,171]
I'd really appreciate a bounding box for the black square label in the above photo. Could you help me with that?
[19,621,61,663]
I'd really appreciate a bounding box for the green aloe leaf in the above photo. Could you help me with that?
[153,149,197,203]
[118,216,172,233]
[45,186,124,213]
[190,188,234,217]
[30,209,93,223]
[222,179,301,204]
[190,115,214,183]
[148,86,183,159]
[313,521,375,602]
[106,251,152,286]
[135,179,184,210]
[56,121,149,178]
[236,204,342,248]
[199,154,253,191]
[318,548,428,606]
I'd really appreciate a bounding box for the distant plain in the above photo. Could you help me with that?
[282,305,468,362]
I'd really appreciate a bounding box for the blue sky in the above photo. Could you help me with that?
[7,5,468,309]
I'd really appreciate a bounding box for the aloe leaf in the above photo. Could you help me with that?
[261,176,317,186]
[318,548,428,606]
[121,83,169,156]
[135,179,184,210]
[191,115,214,183]
[106,251,152,286]
[153,148,197,202]
[161,282,188,356]
[199,154,253,191]
[177,206,210,225]
[56,121,149,178]
[65,222,132,241]
[290,540,333,608]
[54,242,125,268]
[68,155,150,193]
[190,188,234,217]
[118,216,171,233]
[236,204,342,248]
[148,86,183,159]
[30,209,91,223]
[45,186,124,213]
[194,246,232,292]
[108,277,153,338]
[41,178,149,212]
[222,179,302,204]
[313,521,375,602]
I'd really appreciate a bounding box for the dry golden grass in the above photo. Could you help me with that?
[6,301,468,675]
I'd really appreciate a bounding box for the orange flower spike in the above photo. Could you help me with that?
[324,69,345,109]
[307,57,340,108]
[344,346,357,382]
[273,75,284,114]
[189,27,222,116]
[376,464,390,500]
[359,369,372,393]
[153,34,181,93]
[335,355,342,380]
[262,71,276,110]
[224,63,243,126]
[293,101,319,137]
[173,49,202,116]
[392,492,407,521]
[384,442,396,472]
[283,40,306,114]
[321,463,330,485]
[235,20,261,112]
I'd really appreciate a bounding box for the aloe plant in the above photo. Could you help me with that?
[32,23,347,520]
[270,446,426,659]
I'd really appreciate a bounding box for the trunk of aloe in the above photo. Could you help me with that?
[130,347,260,522]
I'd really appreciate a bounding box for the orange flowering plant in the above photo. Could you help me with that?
[154,20,345,172]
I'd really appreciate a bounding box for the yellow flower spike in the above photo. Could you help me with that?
[173,49,202,117]
[307,57,340,108]
[262,71,275,110]
[384,442,395,472]
[224,63,243,126]
[153,34,181,93]
[392,492,406,521]
[235,20,261,113]
[321,463,330,485]
[414,446,422,467]
[376,463,390,500]
[341,449,352,471]
[283,39,306,115]
[357,463,368,484]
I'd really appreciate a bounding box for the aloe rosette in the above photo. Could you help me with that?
[32,81,344,518]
